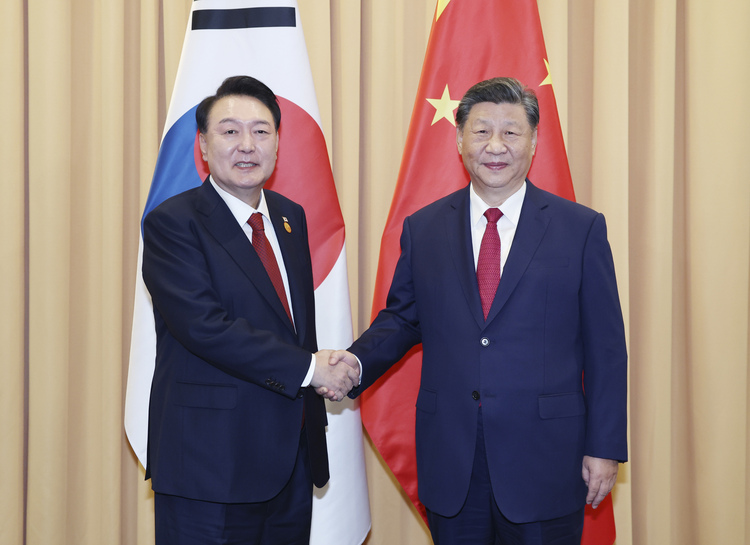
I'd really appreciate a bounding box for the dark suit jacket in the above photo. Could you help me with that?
[142,181,325,503]
[350,181,628,523]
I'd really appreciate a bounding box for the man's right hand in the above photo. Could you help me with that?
[311,349,359,401]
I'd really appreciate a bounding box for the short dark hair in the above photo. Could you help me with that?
[455,77,539,130]
[195,75,281,133]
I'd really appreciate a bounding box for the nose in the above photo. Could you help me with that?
[486,133,507,154]
[238,131,255,153]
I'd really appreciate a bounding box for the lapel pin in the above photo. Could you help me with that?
[282,216,292,233]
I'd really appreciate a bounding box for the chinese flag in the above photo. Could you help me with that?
[359,1,616,544]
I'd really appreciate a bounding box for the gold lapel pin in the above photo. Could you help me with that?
[282,216,292,233]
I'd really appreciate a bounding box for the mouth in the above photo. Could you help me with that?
[235,161,259,168]
[483,162,508,170]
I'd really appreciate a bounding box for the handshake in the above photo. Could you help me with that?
[310,350,360,402]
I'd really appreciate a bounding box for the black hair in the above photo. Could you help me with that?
[455,77,539,130]
[195,75,281,133]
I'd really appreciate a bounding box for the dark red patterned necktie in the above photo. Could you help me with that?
[248,213,293,323]
[477,208,503,320]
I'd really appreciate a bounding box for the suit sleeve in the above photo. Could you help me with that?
[349,217,423,394]
[580,213,628,461]
[142,205,312,399]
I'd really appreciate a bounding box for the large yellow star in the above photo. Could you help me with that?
[426,85,461,126]
[540,59,553,87]
[436,0,452,21]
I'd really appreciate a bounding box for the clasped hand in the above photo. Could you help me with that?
[311,350,360,401]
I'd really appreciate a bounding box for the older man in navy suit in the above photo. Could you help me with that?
[330,77,628,544]
[142,76,359,545]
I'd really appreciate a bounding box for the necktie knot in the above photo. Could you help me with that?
[484,207,502,225]
[248,212,265,232]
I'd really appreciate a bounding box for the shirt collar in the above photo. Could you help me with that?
[469,180,527,227]
[209,177,270,226]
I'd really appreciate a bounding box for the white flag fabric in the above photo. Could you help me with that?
[124,1,371,542]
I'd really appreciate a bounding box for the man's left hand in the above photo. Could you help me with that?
[582,455,619,509]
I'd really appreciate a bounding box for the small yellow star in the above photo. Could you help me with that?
[426,85,461,126]
[436,0,452,21]
[540,59,553,87]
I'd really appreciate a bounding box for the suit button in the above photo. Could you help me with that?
[480,337,490,347]
[472,391,480,401]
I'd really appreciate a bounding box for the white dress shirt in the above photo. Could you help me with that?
[469,181,527,274]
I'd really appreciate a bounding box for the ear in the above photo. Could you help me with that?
[456,126,463,154]
[199,132,208,161]
[531,128,538,155]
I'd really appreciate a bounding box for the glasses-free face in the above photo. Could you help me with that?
[456,102,537,206]
[199,94,279,208]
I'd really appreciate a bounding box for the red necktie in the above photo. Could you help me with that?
[249,214,328,485]
[477,208,503,320]
[248,213,293,324]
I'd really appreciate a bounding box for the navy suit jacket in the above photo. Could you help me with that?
[142,181,325,503]
[350,182,627,523]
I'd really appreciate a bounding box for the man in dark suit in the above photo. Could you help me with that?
[142,76,359,545]
[329,77,627,544]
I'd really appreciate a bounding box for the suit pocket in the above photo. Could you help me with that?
[174,381,238,409]
[538,392,585,419]
[416,388,437,414]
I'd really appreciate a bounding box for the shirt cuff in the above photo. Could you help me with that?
[354,354,363,383]
[301,354,316,387]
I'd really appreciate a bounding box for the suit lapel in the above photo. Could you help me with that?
[267,193,309,339]
[484,182,550,324]
[445,188,487,328]
[195,182,297,336]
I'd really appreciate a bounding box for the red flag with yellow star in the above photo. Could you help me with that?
[360,1,616,543]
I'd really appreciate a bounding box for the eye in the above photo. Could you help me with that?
[225,129,238,135]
